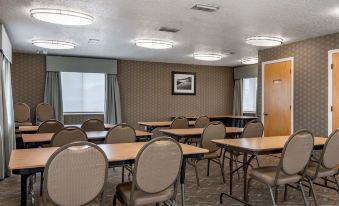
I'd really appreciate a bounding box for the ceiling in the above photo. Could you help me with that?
[1,0,339,66]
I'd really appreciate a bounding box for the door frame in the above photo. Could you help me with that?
[261,57,294,134]
[327,49,339,135]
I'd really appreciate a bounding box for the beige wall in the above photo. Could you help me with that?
[11,53,234,128]
[258,32,339,136]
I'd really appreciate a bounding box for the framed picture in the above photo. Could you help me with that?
[172,71,196,95]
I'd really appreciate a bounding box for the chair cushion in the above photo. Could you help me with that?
[305,161,337,179]
[203,151,219,159]
[116,182,173,205]
[249,166,301,186]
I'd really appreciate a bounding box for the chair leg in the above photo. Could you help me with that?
[307,177,318,206]
[254,156,260,167]
[283,185,288,201]
[233,154,241,179]
[274,186,279,203]
[298,181,308,206]
[333,175,339,192]
[122,166,125,183]
[40,171,43,196]
[113,195,117,206]
[193,161,200,187]
[218,159,226,184]
[207,159,210,176]
[267,185,277,206]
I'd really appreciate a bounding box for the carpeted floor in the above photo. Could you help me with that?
[0,155,338,206]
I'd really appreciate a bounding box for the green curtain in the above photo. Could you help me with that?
[44,71,64,122]
[104,74,122,124]
[0,53,15,179]
[233,79,243,116]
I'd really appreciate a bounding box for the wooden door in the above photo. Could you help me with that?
[332,53,339,131]
[264,60,292,136]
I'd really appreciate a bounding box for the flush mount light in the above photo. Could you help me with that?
[135,39,173,49]
[32,40,76,49]
[193,53,222,61]
[30,8,94,25]
[241,57,258,65]
[246,36,283,47]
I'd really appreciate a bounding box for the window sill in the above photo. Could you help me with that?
[63,113,104,116]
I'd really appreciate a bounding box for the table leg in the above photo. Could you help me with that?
[243,153,249,201]
[21,174,29,206]
[229,150,233,195]
[180,158,187,206]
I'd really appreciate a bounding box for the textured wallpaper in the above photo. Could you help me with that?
[258,32,339,136]
[118,60,234,129]
[11,54,234,127]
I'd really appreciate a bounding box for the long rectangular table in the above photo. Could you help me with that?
[138,121,196,132]
[9,142,208,206]
[171,115,257,127]
[160,127,243,139]
[212,136,327,205]
[22,130,153,145]
[18,124,115,133]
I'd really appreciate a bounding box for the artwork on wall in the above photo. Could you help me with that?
[172,71,196,95]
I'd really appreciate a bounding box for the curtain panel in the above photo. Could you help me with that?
[104,74,122,124]
[233,79,243,116]
[0,53,15,179]
[44,71,64,122]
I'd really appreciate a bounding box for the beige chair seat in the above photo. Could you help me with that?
[305,161,337,179]
[116,182,173,205]
[203,151,220,159]
[250,166,301,186]
[15,122,32,127]
[39,198,101,206]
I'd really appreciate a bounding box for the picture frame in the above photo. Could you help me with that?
[172,71,196,95]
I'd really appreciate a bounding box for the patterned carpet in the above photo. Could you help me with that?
[0,155,338,206]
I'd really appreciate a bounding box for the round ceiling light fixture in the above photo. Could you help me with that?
[246,36,283,47]
[135,39,174,49]
[241,57,258,65]
[30,8,94,25]
[32,40,76,49]
[193,53,222,61]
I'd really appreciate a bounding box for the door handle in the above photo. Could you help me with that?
[263,113,268,116]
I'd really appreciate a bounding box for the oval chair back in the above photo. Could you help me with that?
[14,103,30,123]
[51,126,88,147]
[42,141,108,205]
[170,116,189,129]
[241,119,264,138]
[81,119,105,132]
[321,129,339,169]
[37,120,64,133]
[105,123,136,144]
[201,121,226,153]
[194,115,210,128]
[280,130,314,176]
[36,103,54,124]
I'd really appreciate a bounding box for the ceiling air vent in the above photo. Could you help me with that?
[191,4,219,12]
[159,27,180,33]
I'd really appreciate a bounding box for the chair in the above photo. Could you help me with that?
[81,118,105,132]
[151,127,167,139]
[194,115,210,128]
[113,136,183,206]
[37,120,64,133]
[170,116,189,129]
[50,126,88,147]
[105,123,136,144]
[247,130,314,206]
[36,103,54,125]
[42,142,108,205]
[190,121,226,186]
[14,102,30,124]
[302,129,339,206]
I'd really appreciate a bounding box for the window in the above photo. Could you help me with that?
[61,72,105,113]
[242,78,257,112]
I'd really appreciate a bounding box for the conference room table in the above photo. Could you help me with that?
[138,121,196,132]
[21,130,153,147]
[212,136,327,205]
[171,114,257,127]
[9,142,208,206]
[160,127,243,141]
[17,124,115,133]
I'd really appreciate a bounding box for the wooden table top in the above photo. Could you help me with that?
[160,127,243,137]
[9,142,208,170]
[18,124,115,133]
[138,121,196,127]
[22,130,153,143]
[15,122,33,127]
[212,136,327,153]
[171,115,257,120]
